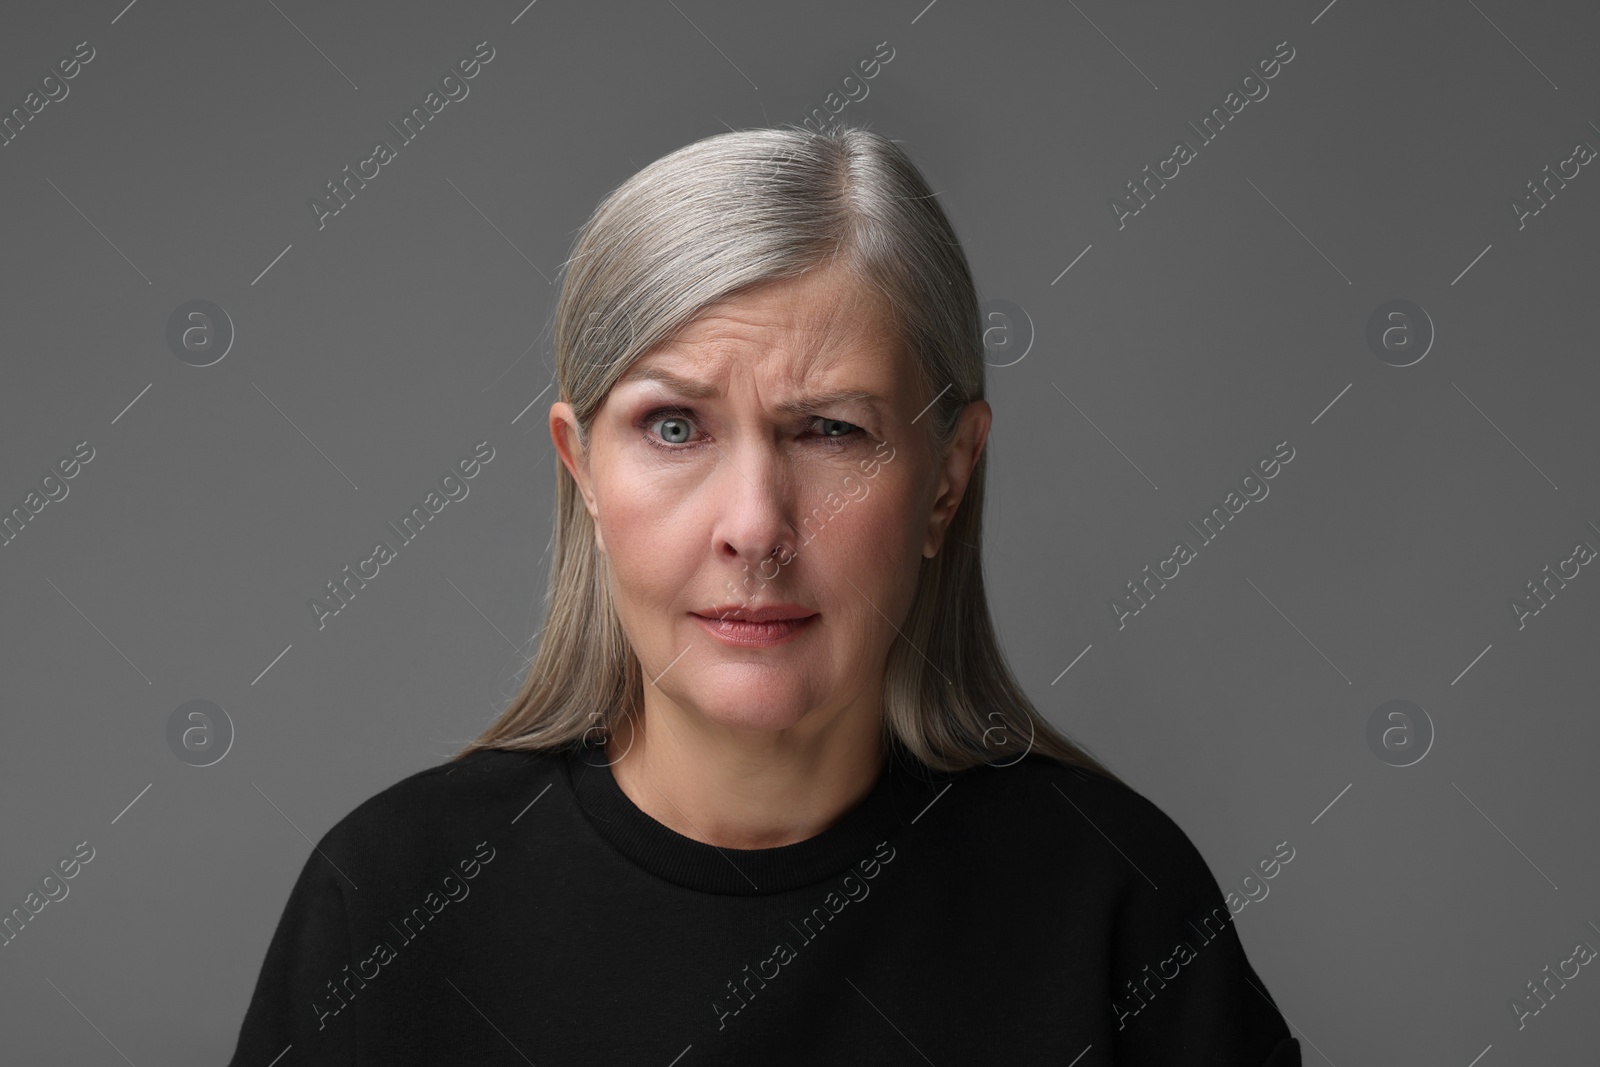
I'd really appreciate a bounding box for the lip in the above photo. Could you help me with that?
[693,613,817,647]
[693,604,816,623]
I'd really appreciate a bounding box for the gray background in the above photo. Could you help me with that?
[2,0,1597,1063]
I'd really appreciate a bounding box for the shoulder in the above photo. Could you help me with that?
[952,753,1222,900]
[317,746,567,871]
[955,752,1186,844]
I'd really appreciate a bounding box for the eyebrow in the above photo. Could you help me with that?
[617,366,886,417]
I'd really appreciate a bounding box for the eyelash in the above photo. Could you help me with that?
[637,406,865,452]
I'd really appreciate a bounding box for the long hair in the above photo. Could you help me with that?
[452,122,1120,783]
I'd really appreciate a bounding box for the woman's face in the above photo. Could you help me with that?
[550,263,989,746]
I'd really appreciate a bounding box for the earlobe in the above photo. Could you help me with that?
[924,488,951,558]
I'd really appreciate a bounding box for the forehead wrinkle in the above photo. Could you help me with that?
[617,364,887,421]
[620,338,894,412]
[615,274,903,417]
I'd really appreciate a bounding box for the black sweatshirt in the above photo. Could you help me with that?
[225,739,1302,1065]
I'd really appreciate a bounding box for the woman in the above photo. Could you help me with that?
[227,123,1301,1065]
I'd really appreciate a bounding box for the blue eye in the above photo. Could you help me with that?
[649,412,694,444]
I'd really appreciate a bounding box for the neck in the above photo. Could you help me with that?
[603,703,887,850]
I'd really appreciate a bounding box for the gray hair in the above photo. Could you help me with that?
[453,122,1119,782]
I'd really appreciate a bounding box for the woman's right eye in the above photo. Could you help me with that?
[653,415,693,444]
[640,408,698,448]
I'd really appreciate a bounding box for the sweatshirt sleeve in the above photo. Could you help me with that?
[1105,802,1301,1066]
[225,836,359,1067]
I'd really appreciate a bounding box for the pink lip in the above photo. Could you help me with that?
[692,613,817,647]
[694,604,816,622]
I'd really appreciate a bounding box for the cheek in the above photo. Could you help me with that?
[592,462,702,606]
[800,458,915,544]
[856,454,929,554]
[828,490,916,562]
[803,477,926,618]
[600,524,691,643]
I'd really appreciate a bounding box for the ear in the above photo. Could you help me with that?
[923,400,991,558]
[550,401,605,554]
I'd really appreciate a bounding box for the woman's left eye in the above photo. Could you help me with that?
[640,409,862,448]
[813,417,861,441]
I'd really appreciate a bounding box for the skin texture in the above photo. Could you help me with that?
[549,262,990,850]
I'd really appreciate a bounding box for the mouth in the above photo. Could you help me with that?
[691,606,818,647]
[693,604,816,623]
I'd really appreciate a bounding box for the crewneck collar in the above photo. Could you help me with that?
[561,738,948,896]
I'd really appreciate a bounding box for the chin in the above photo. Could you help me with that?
[695,698,814,734]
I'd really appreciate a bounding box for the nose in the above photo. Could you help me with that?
[710,442,799,575]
